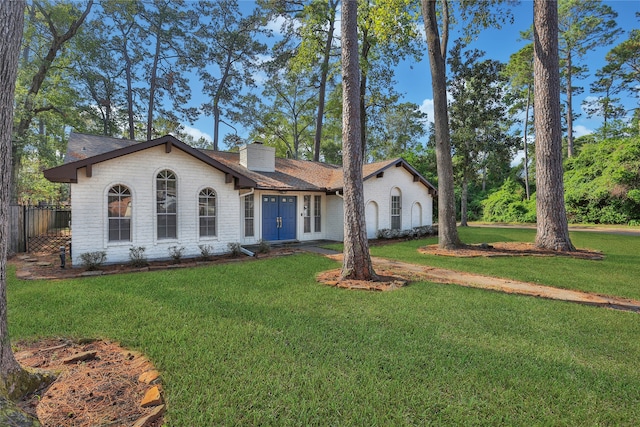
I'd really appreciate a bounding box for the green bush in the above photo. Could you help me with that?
[168,246,185,263]
[79,251,107,270]
[227,242,242,257]
[564,136,640,224]
[129,246,149,267]
[198,244,214,261]
[481,178,536,223]
[256,240,271,254]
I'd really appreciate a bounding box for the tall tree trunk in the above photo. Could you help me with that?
[146,31,161,141]
[523,84,531,200]
[533,0,574,251]
[1,0,27,395]
[341,0,376,281]
[359,27,371,161]
[123,39,136,140]
[313,0,337,162]
[460,175,468,227]
[565,53,574,158]
[421,0,462,249]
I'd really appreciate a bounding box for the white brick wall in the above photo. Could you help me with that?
[362,166,433,237]
[69,148,433,266]
[71,146,240,266]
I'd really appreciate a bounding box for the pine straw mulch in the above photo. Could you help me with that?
[316,267,408,291]
[14,338,163,427]
[418,241,605,260]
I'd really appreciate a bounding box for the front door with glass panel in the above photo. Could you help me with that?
[262,195,297,241]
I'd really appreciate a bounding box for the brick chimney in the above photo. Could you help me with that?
[239,142,275,172]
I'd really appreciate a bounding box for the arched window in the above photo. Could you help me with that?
[157,170,177,239]
[199,188,217,237]
[391,188,402,230]
[108,185,131,241]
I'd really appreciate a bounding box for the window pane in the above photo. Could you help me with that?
[314,196,321,232]
[244,194,254,237]
[108,185,132,241]
[157,170,177,239]
[304,195,311,233]
[391,195,401,230]
[245,219,254,237]
[199,188,216,237]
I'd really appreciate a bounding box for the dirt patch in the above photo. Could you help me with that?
[316,268,408,291]
[418,242,604,260]
[14,339,163,427]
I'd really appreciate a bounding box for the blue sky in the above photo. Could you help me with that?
[184,0,640,147]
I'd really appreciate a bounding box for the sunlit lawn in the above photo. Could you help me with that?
[8,228,640,425]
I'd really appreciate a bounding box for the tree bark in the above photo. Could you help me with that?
[533,0,574,251]
[523,84,531,200]
[313,0,337,162]
[123,34,136,140]
[1,0,27,394]
[460,175,468,227]
[341,0,376,281]
[359,26,371,161]
[421,0,462,249]
[565,52,574,158]
[146,29,161,141]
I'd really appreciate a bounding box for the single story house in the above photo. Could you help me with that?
[44,133,436,266]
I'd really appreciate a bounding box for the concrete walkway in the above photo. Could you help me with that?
[318,252,640,313]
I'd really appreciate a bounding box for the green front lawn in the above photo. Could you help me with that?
[8,228,640,425]
[369,227,640,300]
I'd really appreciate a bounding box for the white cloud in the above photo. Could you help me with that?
[182,125,213,143]
[265,15,288,33]
[573,125,593,138]
[419,98,434,124]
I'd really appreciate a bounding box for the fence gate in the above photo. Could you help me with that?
[24,205,71,253]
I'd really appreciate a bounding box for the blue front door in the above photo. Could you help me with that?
[262,195,297,241]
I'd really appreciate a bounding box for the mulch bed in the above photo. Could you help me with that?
[14,339,162,427]
[10,248,302,281]
[418,242,605,260]
[316,267,408,291]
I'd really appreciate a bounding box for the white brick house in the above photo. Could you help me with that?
[45,133,435,266]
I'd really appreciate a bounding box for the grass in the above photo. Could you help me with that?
[7,228,640,425]
[367,227,640,300]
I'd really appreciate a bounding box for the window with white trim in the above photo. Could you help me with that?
[314,195,321,232]
[303,195,311,233]
[244,194,254,237]
[157,170,177,239]
[108,185,131,241]
[199,188,217,237]
[391,189,401,230]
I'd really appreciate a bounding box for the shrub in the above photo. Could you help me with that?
[564,136,640,224]
[79,251,107,271]
[168,246,185,264]
[227,242,242,257]
[129,246,149,267]
[198,244,214,261]
[482,178,536,223]
[257,239,271,254]
[376,225,437,240]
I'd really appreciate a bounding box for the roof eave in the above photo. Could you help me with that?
[43,134,257,187]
